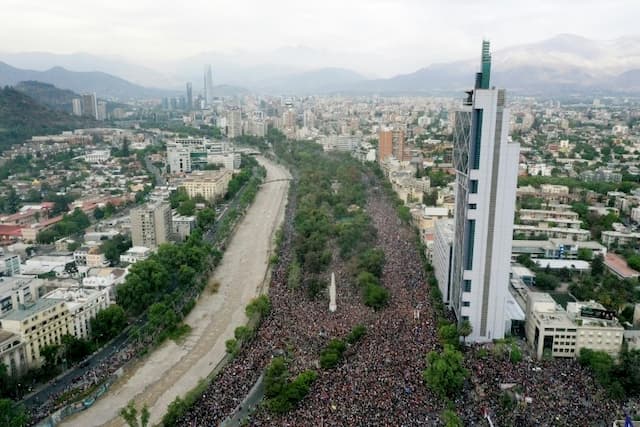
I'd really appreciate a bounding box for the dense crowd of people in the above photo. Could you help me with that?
[460,346,620,426]
[27,339,143,425]
[178,174,627,426]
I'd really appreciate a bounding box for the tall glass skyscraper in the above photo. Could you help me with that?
[450,41,520,342]
[204,65,214,106]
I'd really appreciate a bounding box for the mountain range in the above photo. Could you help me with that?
[2,34,640,97]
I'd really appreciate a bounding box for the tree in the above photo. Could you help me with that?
[196,208,216,230]
[458,320,473,345]
[177,199,196,216]
[264,357,289,399]
[363,282,389,310]
[591,254,605,276]
[62,334,93,363]
[0,363,13,399]
[357,248,385,278]
[1,189,21,214]
[287,261,301,289]
[626,255,640,272]
[245,295,272,319]
[442,409,463,427]
[535,272,560,291]
[120,400,150,427]
[90,305,127,344]
[40,344,62,369]
[94,206,105,220]
[438,323,459,347]
[423,344,468,398]
[423,190,438,206]
[577,247,593,261]
[0,399,28,427]
[169,188,190,209]
[100,235,132,265]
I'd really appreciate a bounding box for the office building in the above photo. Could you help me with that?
[526,292,624,359]
[180,170,232,202]
[172,214,197,242]
[1,253,21,277]
[0,298,70,368]
[97,101,108,120]
[227,108,243,138]
[449,41,520,342]
[120,246,152,264]
[130,201,172,248]
[186,82,193,110]
[72,98,82,116]
[82,93,98,120]
[0,276,44,315]
[166,137,237,173]
[378,130,393,162]
[378,129,407,162]
[204,65,214,106]
[43,287,110,340]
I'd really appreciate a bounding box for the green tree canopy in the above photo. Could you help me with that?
[423,344,468,398]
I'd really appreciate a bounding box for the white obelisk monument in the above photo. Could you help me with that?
[329,272,337,312]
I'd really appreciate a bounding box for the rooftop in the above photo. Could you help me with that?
[0,330,17,344]
[604,253,640,279]
[1,298,64,322]
[534,259,590,270]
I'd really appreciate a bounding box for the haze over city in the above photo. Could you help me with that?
[3,0,640,76]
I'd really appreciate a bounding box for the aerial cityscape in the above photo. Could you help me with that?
[1,1,640,426]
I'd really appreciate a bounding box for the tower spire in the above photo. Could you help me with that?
[480,40,491,89]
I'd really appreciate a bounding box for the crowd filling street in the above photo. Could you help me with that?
[177,180,625,426]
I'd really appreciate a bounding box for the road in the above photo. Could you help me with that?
[62,156,290,427]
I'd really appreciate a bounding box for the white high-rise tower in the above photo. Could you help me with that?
[450,41,520,343]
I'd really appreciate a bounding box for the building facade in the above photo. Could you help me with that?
[0,299,70,368]
[180,170,232,202]
[1,254,21,277]
[450,41,520,342]
[526,292,624,359]
[0,330,26,377]
[130,201,172,248]
[172,214,197,242]
[43,288,110,340]
[433,219,454,304]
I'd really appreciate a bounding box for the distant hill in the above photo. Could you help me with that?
[340,34,640,95]
[13,81,129,114]
[0,51,175,88]
[14,81,79,113]
[255,67,366,94]
[0,61,176,100]
[0,87,97,152]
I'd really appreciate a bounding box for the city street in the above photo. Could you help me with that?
[61,156,290,427]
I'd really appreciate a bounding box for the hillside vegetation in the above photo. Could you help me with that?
[0,86,95,152]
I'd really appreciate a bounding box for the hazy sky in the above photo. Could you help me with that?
[3,0,639,76]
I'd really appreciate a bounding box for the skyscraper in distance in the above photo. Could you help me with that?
[450,41,520,343]
[186,82,193,110]
[81,93,98,120]
[204,65,214,106]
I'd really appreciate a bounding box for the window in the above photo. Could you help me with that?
[463,280,472,292]
[464,220,476,270]
[471,109,483,169]
[462,316,469,322]
[463,301,470,307]
[469,180,478,194]
[468,203,477,210]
